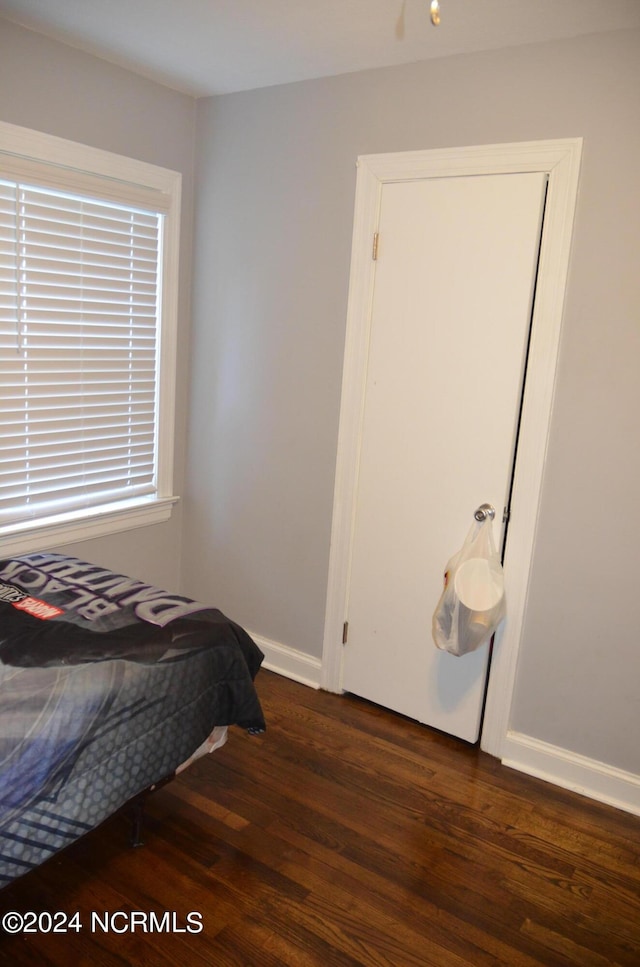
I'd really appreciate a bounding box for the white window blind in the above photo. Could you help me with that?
[0,178,164,527]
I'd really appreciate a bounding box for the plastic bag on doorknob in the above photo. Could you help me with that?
[432,516,506,657]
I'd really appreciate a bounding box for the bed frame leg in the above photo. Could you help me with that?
[127,773,175,848]
[130,796,146,848]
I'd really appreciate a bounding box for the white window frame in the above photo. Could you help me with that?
[0,121,181,554]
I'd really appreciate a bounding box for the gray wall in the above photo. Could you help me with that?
[186,29,640,775]
[0,19,196,591]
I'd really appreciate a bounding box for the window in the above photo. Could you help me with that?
[0,122,181,554]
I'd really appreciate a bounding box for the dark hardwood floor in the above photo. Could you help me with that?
[1,669,639,966]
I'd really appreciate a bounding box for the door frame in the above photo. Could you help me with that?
[321,138,582,758]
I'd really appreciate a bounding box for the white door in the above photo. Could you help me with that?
[342,171,547,742]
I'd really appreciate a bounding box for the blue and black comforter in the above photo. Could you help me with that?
[0,553,265,886]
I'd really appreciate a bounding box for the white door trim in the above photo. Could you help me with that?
[321,138,582,759]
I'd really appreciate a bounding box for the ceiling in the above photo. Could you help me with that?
[1,0,639,98]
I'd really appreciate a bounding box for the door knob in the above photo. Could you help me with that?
[474,503,495,522]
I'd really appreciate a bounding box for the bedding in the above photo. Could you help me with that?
[0,552,265,887]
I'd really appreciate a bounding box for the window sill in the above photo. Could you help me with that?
[0,496,180,557]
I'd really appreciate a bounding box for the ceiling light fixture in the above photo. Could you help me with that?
[430,0,441,26]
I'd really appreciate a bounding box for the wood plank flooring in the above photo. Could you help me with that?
[1,669,639,966]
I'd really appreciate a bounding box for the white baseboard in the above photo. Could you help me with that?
[502,731,640,817]
[249,632,322,689]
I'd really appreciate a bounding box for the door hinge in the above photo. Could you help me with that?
[342,621,349,644]
[372,232,379,261]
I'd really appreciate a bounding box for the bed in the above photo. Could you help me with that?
[0,552,265,887]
